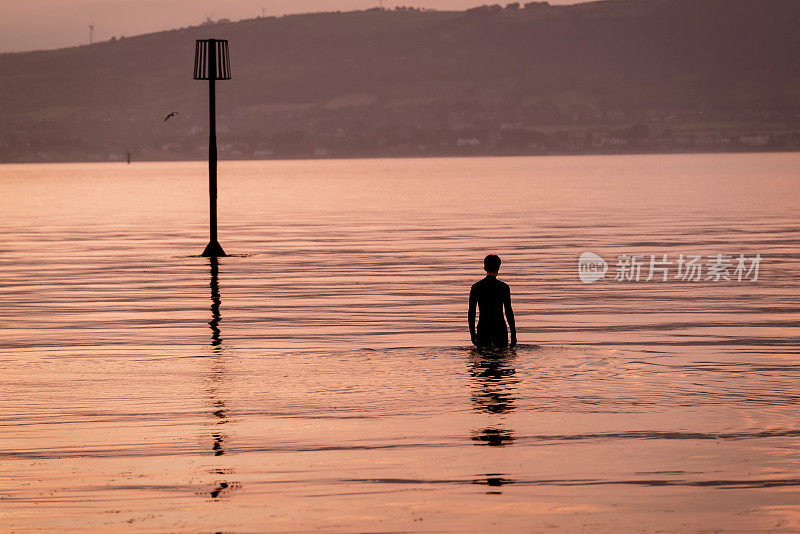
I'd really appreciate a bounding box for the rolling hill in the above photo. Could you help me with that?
[1,0,799,162]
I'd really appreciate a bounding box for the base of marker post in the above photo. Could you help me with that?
[201,241,227,257]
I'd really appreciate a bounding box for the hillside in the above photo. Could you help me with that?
[1,0,799,162]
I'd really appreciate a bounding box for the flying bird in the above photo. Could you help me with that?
[164,112,180,122]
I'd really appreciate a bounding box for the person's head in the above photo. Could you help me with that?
[483,254,501,275]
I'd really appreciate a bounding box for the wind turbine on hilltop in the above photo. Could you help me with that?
[89,22,95,45]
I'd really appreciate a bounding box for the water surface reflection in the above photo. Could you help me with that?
[209,257,222,349]
[469,349,518,447]
[205,258,238,500]
[468,349,518,493]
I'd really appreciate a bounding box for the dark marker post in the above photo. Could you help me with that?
[194,38,231,257]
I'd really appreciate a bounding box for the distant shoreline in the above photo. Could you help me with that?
[2,2,798,166]
[3,148,799,166]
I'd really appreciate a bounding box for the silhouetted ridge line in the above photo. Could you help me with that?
[1,0,798,162]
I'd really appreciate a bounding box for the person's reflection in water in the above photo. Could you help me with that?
[468,348,519,493]
[471,355,516,414]
[204,257,240,500]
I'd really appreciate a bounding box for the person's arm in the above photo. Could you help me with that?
[505,286,516,347]
[468,286,478,346]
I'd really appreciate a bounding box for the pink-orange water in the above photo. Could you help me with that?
[1,154,799,532]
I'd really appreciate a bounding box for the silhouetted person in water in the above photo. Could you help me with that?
[469,254,516,348]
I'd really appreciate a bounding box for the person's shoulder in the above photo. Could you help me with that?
[472,277,491,290]
[497,279,510,290]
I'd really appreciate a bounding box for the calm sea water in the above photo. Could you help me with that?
[2,154,799,532]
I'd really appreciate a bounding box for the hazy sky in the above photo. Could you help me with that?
[0,0,591,53]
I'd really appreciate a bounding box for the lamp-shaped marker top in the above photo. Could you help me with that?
[194,39,232,81]
[194,39,231,257]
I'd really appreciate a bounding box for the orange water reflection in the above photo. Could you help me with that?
[1,155,799,531]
